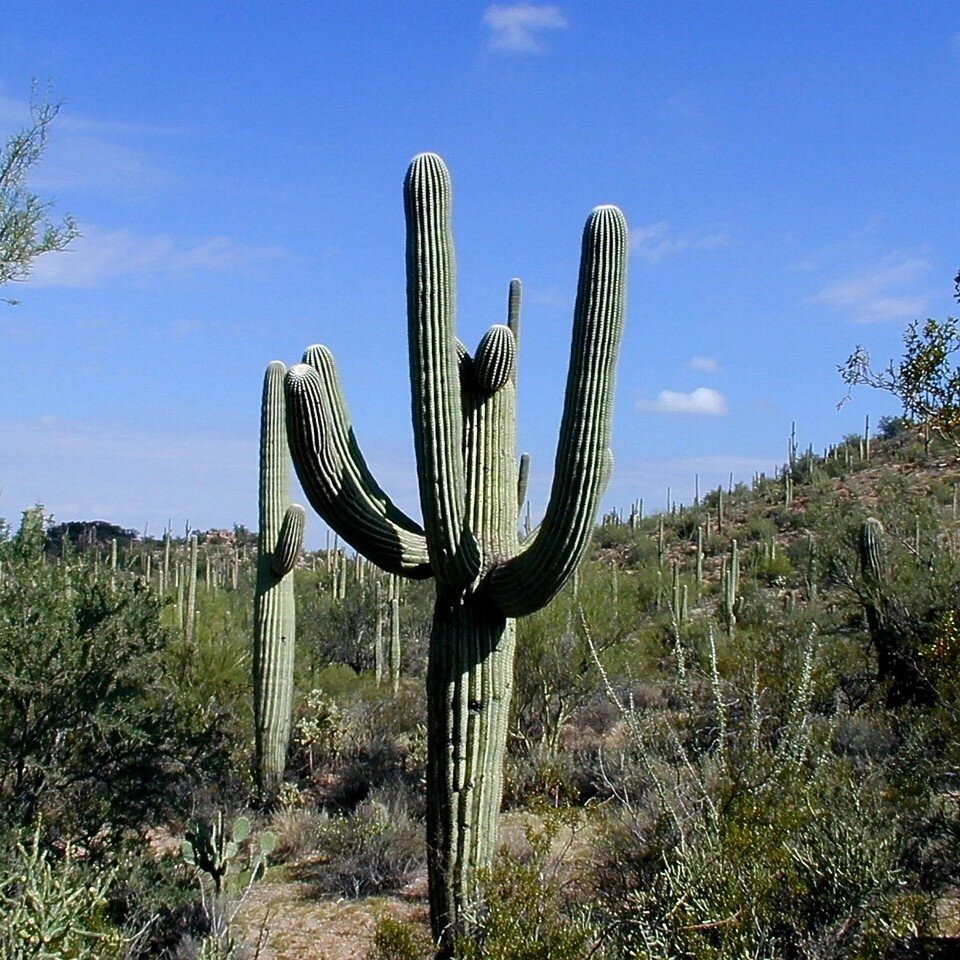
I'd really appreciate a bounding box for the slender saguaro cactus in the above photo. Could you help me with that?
[283,154,625,952]
[253,361,306,803]
[185,534,198,645]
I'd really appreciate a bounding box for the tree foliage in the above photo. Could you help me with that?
[839,271,960,446]
[0,93,78,301]
[0,508,235,844]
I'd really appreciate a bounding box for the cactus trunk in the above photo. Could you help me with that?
[427,597,515,938]
[253,361,305,803]
[284,154,626,953]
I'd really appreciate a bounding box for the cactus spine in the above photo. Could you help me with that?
[283,154,626,952]
[253,361,306,803]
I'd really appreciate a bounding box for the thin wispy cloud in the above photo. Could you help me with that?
[0,91,173,193]
[35,135,168,192]
[29,225,285,288]
[0,91,183,136]
[637,387,728,416]
[630,222,730,263]
[483,4,568,53]
[689,356,718,372]
[811,255,930,323]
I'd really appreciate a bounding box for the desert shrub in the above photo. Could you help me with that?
[593,521,638,552]
[370,913,434,960]
[0,824,129,959]
[267,800,321,863]
[456,812,597,960]
[593,637,927,960]
[814,489,960,706]
[106,844,207,960]
[878,415,911,440]
[297,794,425,897]
[741,514,779,543]
[289,677,427,812]
[296,570,433,681]
[0,508,237,843]
[747,546,794,587]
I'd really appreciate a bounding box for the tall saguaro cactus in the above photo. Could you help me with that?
[284,154,626,952]
[253,361,306,803]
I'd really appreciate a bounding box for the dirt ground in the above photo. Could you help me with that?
[235,879,430,960]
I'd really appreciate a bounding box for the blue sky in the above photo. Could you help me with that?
[2,2,958,545]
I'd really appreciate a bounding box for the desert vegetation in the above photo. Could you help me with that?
[4,134,960,957]
[4,407,960,958]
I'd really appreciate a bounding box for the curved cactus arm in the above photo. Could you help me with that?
[405,152,481,587]
[490,205,627,617]
[271,503,305,578]
[285,361,432,579]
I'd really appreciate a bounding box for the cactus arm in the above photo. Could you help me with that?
[507,278,521,386]
[405,153,481,587]
[300,346,432,575]
[516,452,530,514]
[271,504,305,578]
[285,360,432,579]
[490,205,627,617]
[254,361,299,802]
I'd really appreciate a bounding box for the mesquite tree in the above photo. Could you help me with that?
[284,153,626,951]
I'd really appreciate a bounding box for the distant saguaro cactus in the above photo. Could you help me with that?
[253,361,305,803]
[856,516,932,706]
[283,153,626,953]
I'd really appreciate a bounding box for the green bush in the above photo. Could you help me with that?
[0,824,128,959]
[370,914,433,960]
[595,638,927,960]
[0,508,238,842]
[455,812,597,960]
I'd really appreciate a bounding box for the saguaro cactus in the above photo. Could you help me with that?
[857,517,888,665]
[284,154,626,952]
[253,361,306,802]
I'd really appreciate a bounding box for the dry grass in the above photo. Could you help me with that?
[234,880,429,960]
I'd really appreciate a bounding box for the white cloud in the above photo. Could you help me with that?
[483,3,568,53]
[811,256,930,323]
[689,356,718,372]
[629,222,729,263]
[28,225,285,287]
[637,387,728,416]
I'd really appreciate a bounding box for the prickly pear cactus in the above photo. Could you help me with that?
[182,812,276,896]
[253,361,305,803]
[283,154,626,952]
[182,812,247,894]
